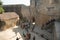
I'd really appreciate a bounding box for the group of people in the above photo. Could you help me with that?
[22,22,35,40]
[18,20,36,40]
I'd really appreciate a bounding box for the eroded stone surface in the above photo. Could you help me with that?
[30,0,60,40]
[0,12,19,30]
[30,0,60,27]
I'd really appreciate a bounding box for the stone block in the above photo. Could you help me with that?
[0,12,19,30]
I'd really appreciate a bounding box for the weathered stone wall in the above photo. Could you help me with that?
[30,0,60,26]
[30,0,45,26]
[21,5,31,22]
[30,0,60,40]
[34,0,60,15]
[0,12,19,30]
[35,14,52,26]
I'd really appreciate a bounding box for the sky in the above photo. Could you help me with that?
[1,0,30,6]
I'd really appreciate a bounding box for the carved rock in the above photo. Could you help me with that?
[0,12,19,30]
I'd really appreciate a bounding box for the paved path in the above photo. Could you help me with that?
[0,24,53,40]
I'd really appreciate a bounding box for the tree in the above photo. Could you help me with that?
[0,0,4,14]
[0,1,2,5]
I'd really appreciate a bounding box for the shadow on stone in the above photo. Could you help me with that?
[13,26,19,35]
[0,20,6,31]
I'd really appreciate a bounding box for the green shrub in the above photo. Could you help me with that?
[0,0,4,14]
[0,6,4,14]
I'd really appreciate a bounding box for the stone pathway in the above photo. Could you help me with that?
[33,26,53,40]
[0,25,53,40]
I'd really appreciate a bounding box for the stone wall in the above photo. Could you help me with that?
[30,0,60,26]
[0,12,19,30]
[21,5,31,22]
[30,0,60,40]
[30,0,50,26]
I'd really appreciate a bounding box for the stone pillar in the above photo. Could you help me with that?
[0,12,19,30]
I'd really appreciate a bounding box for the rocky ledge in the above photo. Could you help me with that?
[0,12,19,30]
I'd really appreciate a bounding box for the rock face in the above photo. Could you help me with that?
[21,5,31,22]
[33,0,60,15]
[0,12,19,30]
[30,0,60,26]
[30,0,60,40]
